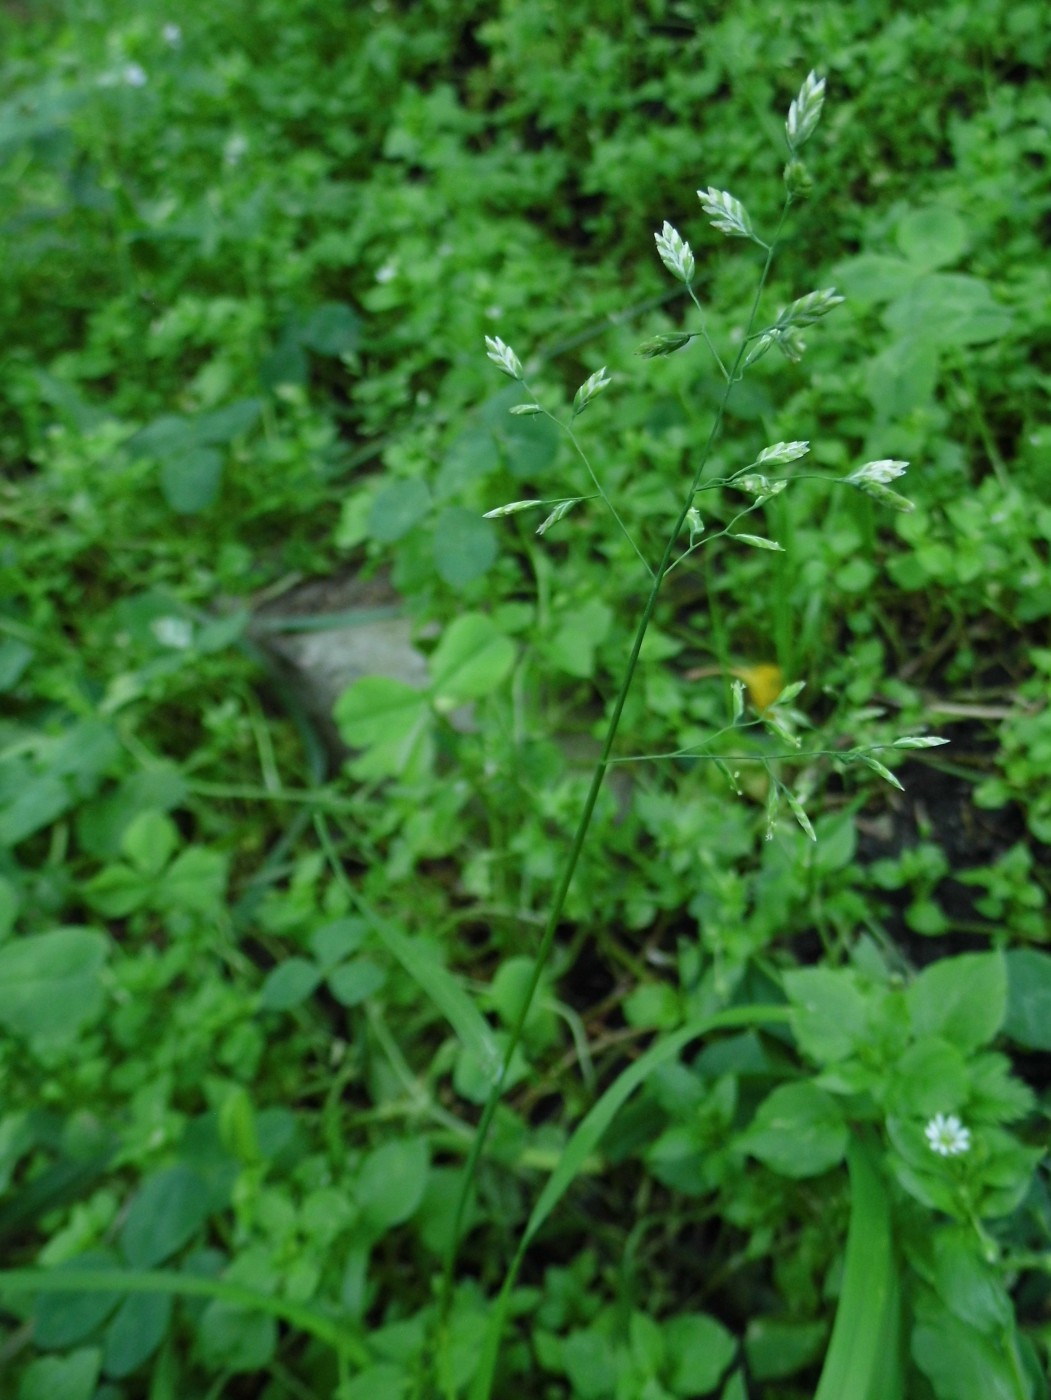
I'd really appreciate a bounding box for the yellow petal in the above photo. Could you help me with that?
[730,663,784,712]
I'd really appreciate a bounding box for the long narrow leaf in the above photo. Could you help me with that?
[369,912,502,1081]
[316,819,502,1082]
[0,1267,368,1366]
[814,1135,902,1400]
[468,1003,792,1400]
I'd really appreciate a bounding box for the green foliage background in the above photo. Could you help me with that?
[0,1,1049,1397]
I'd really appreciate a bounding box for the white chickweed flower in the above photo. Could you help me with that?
[162,22,182,48]
[654,221,695,284]
[786,71,826,152]
[924,1113,971,1157]
[484,335,524,381]
[122,62,148,87]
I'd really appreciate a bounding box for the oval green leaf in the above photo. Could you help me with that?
[428,614,514,704]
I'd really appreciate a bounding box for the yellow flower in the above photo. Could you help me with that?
[730,663,784,712]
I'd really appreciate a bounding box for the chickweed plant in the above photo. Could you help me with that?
[433,73,1044,1400]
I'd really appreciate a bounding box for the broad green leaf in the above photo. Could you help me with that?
[832,253,918,305]
[814,1138,902,1400]
[745,1318,826,1381]
[70,701,137,765]
[367,478,431,543]
[341,1365,410,1400]
[433,506,497,589]
[885,1038,969,1118]
[33,1253,123,1348]
[260,331,308,389]
[0,876,18,939]
[495,409,559,481]
[196,1300,276,1373]
[1003,949,1051,1050]
[784,967,869,1063]
[545,598,613,679]
[631,1311,664,1374]
[0,765,70,845]
[121,1167,211,1268]
[334,677,428,749]
[883,273,1013,347]
[220,1087,262,1165]
[83,862,152,917]
[623,982,682,1031]
[310,917,367,969]
[134,401,261,459]
[906,952,1006,1051]
[0,638,33,691]
[193,399,263,445]
[912,1313,1027,1400]
[357,1139,430,1230]
[895,207,968,271]
[121,809,179,877]
[721,1371,749,1400]
[453,1034,530,1104]
[261,958,323,1011]
[967,1052,1034,1123]
[334,678,433,779]
[741,1082,848,1178]
[562,1328,617,1398]
[0,927,107,1042]
[345,705,432,781]
[299,301,361,356]
[160,446,224,514]
[428,613,515,704]
[157,847,228,914]
[17,1348,101,1400]
[486,957,556,1042]
[666,1312,737,1392]
[437,1307,489,1394]
[328,956,386,1006]
[932,1228,1012,1334]
[129,413,196,459]
[103,1292,172,1377]
[865,338,939,416]
[435,428,497,499]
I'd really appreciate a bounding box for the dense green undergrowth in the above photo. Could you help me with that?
[1,2,1049,1397]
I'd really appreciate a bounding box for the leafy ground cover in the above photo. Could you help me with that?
[0,2,1049,1397]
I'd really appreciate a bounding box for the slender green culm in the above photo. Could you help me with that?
[438,69,939,1391]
